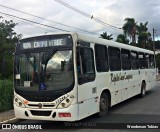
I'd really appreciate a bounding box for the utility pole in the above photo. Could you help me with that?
[153,28,157,72]
[153,28,155,55]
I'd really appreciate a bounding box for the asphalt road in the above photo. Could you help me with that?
[1,81,160,132]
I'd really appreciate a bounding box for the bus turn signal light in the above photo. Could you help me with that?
[23,100,29,105]
[58,113,71,117]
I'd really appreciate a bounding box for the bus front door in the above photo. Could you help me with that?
[76,45,98,120]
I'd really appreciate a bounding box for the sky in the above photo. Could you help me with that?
[0,0,160,40]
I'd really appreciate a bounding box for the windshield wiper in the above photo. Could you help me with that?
[41,49,57,82]
[42,49,57,65]
[25,51,34,68]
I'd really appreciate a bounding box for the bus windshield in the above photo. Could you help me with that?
[14,50,74,92]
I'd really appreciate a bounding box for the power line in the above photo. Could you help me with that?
[0,4,98,35]
[54,0,91,18]
[2,14,55,33]
[0,11,69,32]
[54,0,122,31]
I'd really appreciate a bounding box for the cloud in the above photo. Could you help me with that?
[0,0,159,40]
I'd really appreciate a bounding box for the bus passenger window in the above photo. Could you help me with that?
[95,44,109,72]
[149,55,155,68]
[76,47,95,84]
[145,54,150,68]
[76,50,81,74]
[131,51,139,69]
[139,52,147,69]
[108,47,121,71]
[121,49,131,70]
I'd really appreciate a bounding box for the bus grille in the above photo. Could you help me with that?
[30,110,51,116]
[25,96,57,102]
[28,104,55,108]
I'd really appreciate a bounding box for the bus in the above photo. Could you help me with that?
[14,32,156,121]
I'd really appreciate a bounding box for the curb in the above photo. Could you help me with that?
[0,118,20,124]
[0,118,20,128]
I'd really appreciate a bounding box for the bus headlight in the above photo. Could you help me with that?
[14,97,26,108]
[56,95,74,109]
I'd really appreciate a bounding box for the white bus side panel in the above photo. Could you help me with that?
[77,81,98,120]
[128,70,141,98]
[148,68,156,90]
[106,71,123,106]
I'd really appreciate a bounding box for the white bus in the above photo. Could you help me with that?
[14,32,156,121]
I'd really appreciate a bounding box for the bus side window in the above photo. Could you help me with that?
[108,47,121,71]
[131,51,139,70]
[149,55,155,68]
[95,44,109,72]
[139,52,147,69]
[145,54,150,69]
[76,47,95,84]
[76,48,82,74]
[121,49,131,70]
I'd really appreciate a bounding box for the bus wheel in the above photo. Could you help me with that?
[140,82,146,97]
[98,93,109,117]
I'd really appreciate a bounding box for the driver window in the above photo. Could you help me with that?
[76,46,95,84]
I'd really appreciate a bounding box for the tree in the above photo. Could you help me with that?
[122,18,137,44]
[116,34,129,44]
[138,32,152,49]
[136,22,148,33]
[156,54,160,70]
[136,22,152,49]
[155,40,160,49]
[0,16,21,79]
[100,32,113,40]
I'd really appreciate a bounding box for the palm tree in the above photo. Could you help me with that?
[136,22,152,49]
[136,22,148,33]
[138,32,152,49]
[116,34,129,44]
[122,18,137,44]
[100,32,113,40]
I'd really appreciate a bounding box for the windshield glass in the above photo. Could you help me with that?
[15,50,74,92]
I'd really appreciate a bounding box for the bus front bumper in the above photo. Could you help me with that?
[14,104,78,121]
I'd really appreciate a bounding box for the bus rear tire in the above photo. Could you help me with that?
[140,82,146,98]
[98,92,109,117]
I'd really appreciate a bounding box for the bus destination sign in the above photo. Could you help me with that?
[21,38,68,49]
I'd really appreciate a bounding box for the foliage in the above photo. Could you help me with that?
[0,80,13,112]
[122,18,137,43]
[155,41,160,49]
[0,16,21,79]
[156,54,160,69]
[137,32,152,49]
[100,32,113,40]
[136,22,148,33]
[121,18,152,50]
[136,22,152,49]
[116,34,129,44]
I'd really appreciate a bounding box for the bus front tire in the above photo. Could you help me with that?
[140,82,146,98]
[98,93,109,117]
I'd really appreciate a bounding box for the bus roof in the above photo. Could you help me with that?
[20,32,154,54]
[76,33,154,54]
